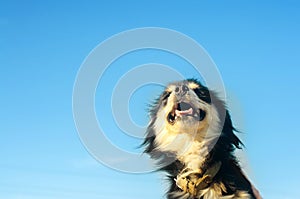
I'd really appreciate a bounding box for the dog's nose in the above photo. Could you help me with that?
[175,85,189,96]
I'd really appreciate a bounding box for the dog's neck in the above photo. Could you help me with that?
[155,130,218,172]
[177,137,210,171]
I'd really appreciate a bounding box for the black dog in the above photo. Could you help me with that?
[143,79,260,199]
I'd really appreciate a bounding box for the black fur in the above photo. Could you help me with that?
[143,79,257,199]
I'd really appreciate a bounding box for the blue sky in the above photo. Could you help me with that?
[1,1,300,198]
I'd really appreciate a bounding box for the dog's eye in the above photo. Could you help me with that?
[161,92,171,106]
[193,88,211,104]
[162,91,171,100]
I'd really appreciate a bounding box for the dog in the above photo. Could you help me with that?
[143,79,261,199]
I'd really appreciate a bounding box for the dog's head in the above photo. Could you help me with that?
[145,79,227,155]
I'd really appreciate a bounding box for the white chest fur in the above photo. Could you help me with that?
[155,131,210,170]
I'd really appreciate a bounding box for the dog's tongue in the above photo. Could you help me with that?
[175,108,193,116]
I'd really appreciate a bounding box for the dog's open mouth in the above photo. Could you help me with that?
[167,102,206,124]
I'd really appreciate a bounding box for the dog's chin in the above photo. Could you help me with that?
[168,115,197,126]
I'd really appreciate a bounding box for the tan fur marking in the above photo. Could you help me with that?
[188,82,200,89]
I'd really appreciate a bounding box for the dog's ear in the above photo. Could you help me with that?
[222,110,243,149]
[142,122,157,154]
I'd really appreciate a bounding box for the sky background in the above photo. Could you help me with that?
[1,1,300,199]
